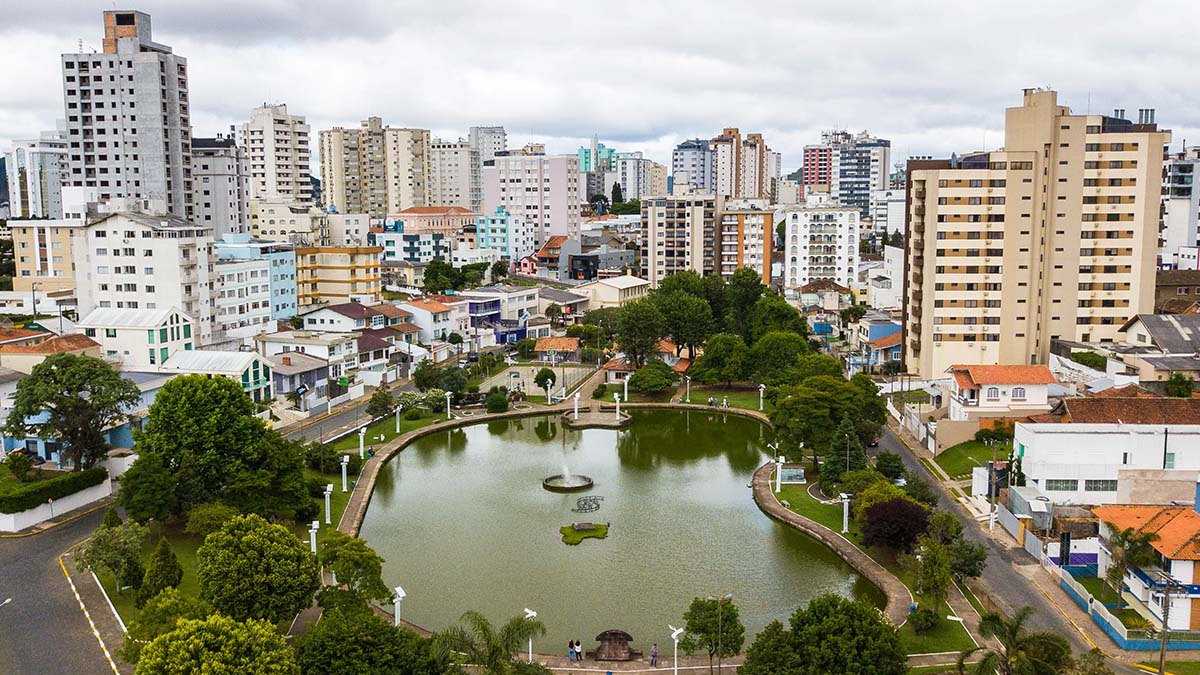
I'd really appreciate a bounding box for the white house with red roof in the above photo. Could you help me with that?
[947,364,1058,421]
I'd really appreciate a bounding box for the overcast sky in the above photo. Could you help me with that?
[3,1,1198,172]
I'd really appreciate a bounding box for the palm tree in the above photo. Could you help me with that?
[957,607,1071,675]
[434,610,547,675]
[1104,526,1159,610]
[545,304,562,327]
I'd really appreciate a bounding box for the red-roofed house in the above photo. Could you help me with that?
[947,364,1058,421]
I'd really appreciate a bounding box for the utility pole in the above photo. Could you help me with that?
[1159,572,1183,674]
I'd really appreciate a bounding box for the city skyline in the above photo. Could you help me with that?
[2,0,1198,170]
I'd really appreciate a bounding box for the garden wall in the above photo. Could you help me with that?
[0,479,112,532]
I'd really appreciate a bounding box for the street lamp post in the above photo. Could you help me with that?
[573,391,580,420]
[840,493,850,534]
[340,455,349,492]
[358,427,366,460]
[308,520,319,554]
[523,608,538,663]
[768,442,781,493]
[758,384,766,411]
[669,624,684,675]
[395,406,400,434]
[684,375,691,403]
[623,374,629,402]
[324,484,333,525]
[614,392,621,420]
[444,391,452,420]
[394,586,406,627]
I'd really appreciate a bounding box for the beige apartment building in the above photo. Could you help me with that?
[639,194,718,286]
[238,104,311,206]
[719,208,774,284]
[428,138,482,212]
[295,245,382,307]
[12,219,83,292]
[249,198,329,245]
[904,89,1170,378]
[712,128,773,200]
[318,117,429,218]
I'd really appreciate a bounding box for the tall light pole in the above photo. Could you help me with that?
[394,586,406,627]
[324,484,333,525]
[758,384,766,411]
[768,442,782,493]
[614,392,621,420]
[308,520,319,554]
[523,608,538,663]
[684,375,691,403]
[358,426,367,460]
[669,624,684,675]
[395,405,401,433]
[340,455,349,492]
[623,373,629,401]
[444,391,452,420]
[841,492,850,534]
[573,391,580,420]
[712,593,732,674]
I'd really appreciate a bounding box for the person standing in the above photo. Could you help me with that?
[568,640,575,662]
[650,643,659,667]
[575,640,583,661]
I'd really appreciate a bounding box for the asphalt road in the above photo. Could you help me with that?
[0,510,112,675]
[281,379,420,444]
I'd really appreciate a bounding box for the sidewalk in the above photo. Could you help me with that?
[0,495,115,539]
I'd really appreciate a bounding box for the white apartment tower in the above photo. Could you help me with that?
[1161,147,1200,267]
[904,90,1171,378]
[428,138,482,212]
[5,131,67,219]
[780,192,861,291]
[672,139,716,194]
[469,126,507,164]
[238,104,311,206]
[482,154,581,242]
[318,117,429,218]
[191,135,249,238]
[711,128,772,200]
[61,11,192,217]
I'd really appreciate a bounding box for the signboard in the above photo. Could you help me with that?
[337,377,350,387]
[779,465,807,484]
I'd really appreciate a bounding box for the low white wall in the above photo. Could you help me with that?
[0,479,112,532]
[104,454,136,478]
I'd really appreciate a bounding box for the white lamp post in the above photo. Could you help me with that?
[623,374,629,401]
[758,384,766,411]
[394,586,406,627]
[614,392,621,420]
[324,484,333,524]
[773,447,784,493]
[573,391,580,420]
[341,455,350,492]
[308,520,319,554]
[523,608,538,663]
[669,624,684,675]
[395,406,400,433]
[684,375,691,403]
[444,391,452,420]
[358,426,367,460]
[840,493,850,534]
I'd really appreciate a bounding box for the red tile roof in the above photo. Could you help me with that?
[0,334,99,354]
[1093,505,1200,561]
[0,328,47,345]
[671,358,692,373]
[535,337,580,353]
[1095,384,1162,399]
[373,304,412,319]
[403,300,454,314]
[602,356,636,372]
[535,236,569,259]
[868,332,903,349]
[1050,397,1200,425]
[949,364,1057,386]
[393,206,477,215]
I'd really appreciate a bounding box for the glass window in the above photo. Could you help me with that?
[1084,480,1118,492]
[1045,479,1078,491]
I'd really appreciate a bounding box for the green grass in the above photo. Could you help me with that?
[1076,575,1120,606]
[560,522,609,545]
[934,440,1009,479]
[325,412,437,453]
[776,483,856,536]
[0,462,56,495]
[689,386,767,412]
[900,601,977,655]
[892,390,930,404]
[1116,608,1152,630]
[625,390,676,403]
[1140,662,1200,675]
[908,666,960,674]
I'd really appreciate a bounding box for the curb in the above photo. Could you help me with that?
[59,549,121,675]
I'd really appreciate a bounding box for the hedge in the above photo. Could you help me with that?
[0,467,108,513]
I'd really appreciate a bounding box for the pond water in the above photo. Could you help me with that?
[360,409,882,651]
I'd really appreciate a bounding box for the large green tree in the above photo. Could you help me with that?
[957,607,1071,675]
[789,594,906,675]
[365,389,394,418]
[771,375,867,468]
[318,531,391,608]
[118,451,177,522]
[628,359,678,393]
[297,608,444,675]
[748,293,806,343]
[724,267,765,343]
[738,620,803,675]
[137,538,184,608]
[657,270,706,298]
[135,614,298,675]
[5,353,140,470]
[820,413,868,484]
[121,588,213,663]
[434,610,546,675]
[1166,372,1195,398]
[680,595,745,673]
[197,514,320,623]
[655,290,713,357]
[616,298,666,367]
[749,331,808,385]
[76,520,149,594]
[688,333,750,386]
[411,359,441,392]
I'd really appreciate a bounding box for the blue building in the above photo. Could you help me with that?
[215,233,298,320]
[474,207,536,262]
[374,219,449,264]
[846,313,903,375]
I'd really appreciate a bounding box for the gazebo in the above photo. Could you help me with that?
[589,629,642,661]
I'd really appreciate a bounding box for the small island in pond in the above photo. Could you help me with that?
[560,522,609,545]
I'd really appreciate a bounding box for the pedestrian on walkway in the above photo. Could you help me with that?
[722,397,728,409]
[568,640,575,662]
[575,640,583,661]
[650,643,659,666]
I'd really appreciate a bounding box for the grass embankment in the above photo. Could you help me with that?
[934,440,1010,480]
[774,482,976,656]
[325,412,437,453]
[560,523,609,545]
[690,386,769,413]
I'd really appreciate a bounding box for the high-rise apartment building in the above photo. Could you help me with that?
[1161,147,1200,268]
[318,117,429,218]
[711,128,772,200]
[215,233,298,320]
[238,104,311,206]
[904,89,1171,378]
[476,207,537,262]
[803,130,890,217]
[577,140,616,173]
[61,11,192,217]
[191,135,248,238]
[482,154,581,242]
[718,207,774,284]
[212,257,273,344]
[671,139,715,194]
[5,131,67,219]
[469,126,506,164]
[639,194,717,285]
[780,192,860,291]
[428,138,481,211]
[295,246,382,307]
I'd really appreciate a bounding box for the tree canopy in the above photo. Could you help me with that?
[787,594,906,675]
[616,299,665,367]
[628,359,678,393]
[654,290,713,357]
[680,596,745,671]
[434,610,546,675]
[121,588,213,663]
[688,333,749,386]
[135,614,298,675]
[297,608,444,675]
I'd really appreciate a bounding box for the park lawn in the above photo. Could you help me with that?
[900,600,977,655]
[0,462,55,495]
[325,412,437,453]
[892,390,930,405]
[1076,575,1121,606]
[690,386,767,412]
[934,440,1009,479]
[625,390,675,403]
[1140,663,1200,675]
[776,483,857,537]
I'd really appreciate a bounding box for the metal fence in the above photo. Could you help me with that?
[997,503,1021,539]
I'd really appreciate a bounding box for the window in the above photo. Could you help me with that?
[1166,453,1176,470]
[1084,480,1118,492]
[105,328,117,338]
[986,386,1000,400]
[1045,479,1079,492]
[84,328,97,337]
[1012,387,1026,400]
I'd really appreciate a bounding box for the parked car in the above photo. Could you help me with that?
[8,448,46,465]
[457,358,470,368]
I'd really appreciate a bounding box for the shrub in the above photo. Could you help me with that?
[840,469,885,495]
[0,467,108,513]
[592,383,607,399]
[485,390,509,413]
[404,407,422,421]
[137,538,183,608]
[465,383,480,394]
[974,427,1012,444]
[874,452,905,479]
[4,452,35,482]
[628,360,678,393]
[307,477,325,498]
[1069,351,1107,371]
[294,499,320,523]
[516,338,536,359]
[862,498,930,551]
[910,607,939,635]
[184,502,240,537]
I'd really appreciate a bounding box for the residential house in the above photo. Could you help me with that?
[255,330,358,388]
[0,328,50,349]
[1117,314,1200,384]
[0,334,101,374]
[459,284,539,322]
[158,350,274,403]
[538,288,589,325]
[576,275,650,309]
[267,351,329,413]
[399,299,456,343]
[1156,270,1200,314]
[947,365,1057,422]
[534,337,580,362]
[77,307,196,368]
[302,302,391,332]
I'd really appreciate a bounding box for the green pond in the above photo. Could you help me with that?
[360,409,882,651]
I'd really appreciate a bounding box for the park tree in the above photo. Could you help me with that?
[950,537,989,580]
[874,452,905,479]
[184,502,241,537]
[700,273,729,323]
[771,376,866,468]
[616,298,666,367]
[297,608,444,675]
[957,607,1071,675]
[136,538,184,608]
[748,293,805,343]
[434,610,546,675]
[534,367,556,401]
[680,595,745,673]
[197,514,320,623]
[1070,649,1115,675]
[121,588,213,663]
[117,451,177,522]
[611,181,624,205]
[5,353,141,471]
[490,259,509,281]
[789,594,906,675]
[425,388,449,413]
[820,413,868,484]
[628,359,678,394]
[412,359,441,392]
[749,331,808,385]
[1166,372,1195,398]
[792,353,843,384]
[544,303,562,327]
[102,507,123,529]
[135,614,298,675]
[366,389,395,419]
[438,366,469,396]
[862,497,931,551]
[485,388,509,413]
[448,332,464,352]
[220,432,310,518]
[725,267,764,343]
[1104,526,1159,610]
[318,531,391,608]
[739,620,803,675]
[582,306,622,341]
[910,536,952,611]
[655,290,713,357]
[76,520,148,593]
[657,270,706,298]
[3,451,34,482]
[688,333,749,387]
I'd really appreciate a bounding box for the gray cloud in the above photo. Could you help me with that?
[2,0,1198,171]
